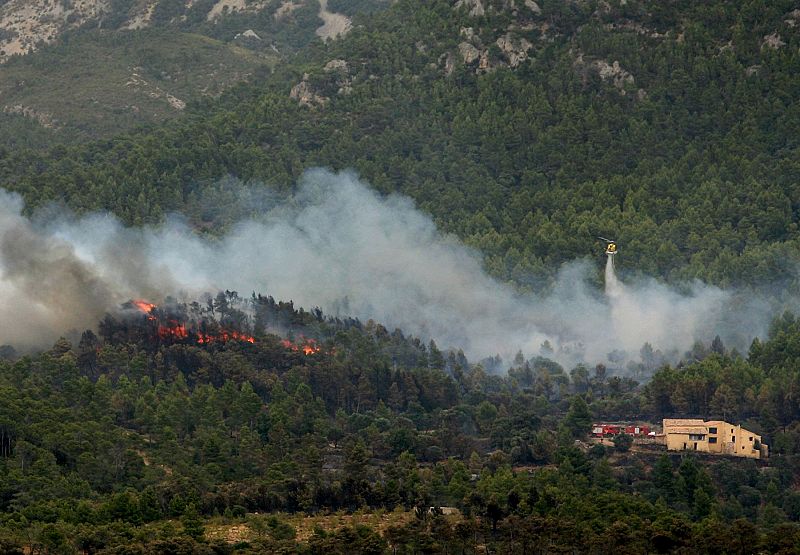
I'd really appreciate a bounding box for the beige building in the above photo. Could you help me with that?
[661,419,768,459]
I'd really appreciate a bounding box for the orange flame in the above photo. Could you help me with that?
[158,321,188,340]
[128,300,255,344]
[132,299,157,320]
[197,330,256,344]
[280,337,322,355]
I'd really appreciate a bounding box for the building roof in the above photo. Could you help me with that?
[663,418,705,427]
[663,419,709,435]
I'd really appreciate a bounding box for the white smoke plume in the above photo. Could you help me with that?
[0,169,787,366]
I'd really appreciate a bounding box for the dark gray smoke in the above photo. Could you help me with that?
[0,170,787,364]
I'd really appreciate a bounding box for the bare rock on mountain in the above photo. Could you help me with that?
[0,0,109,62]
[524,0,541,15]
[575,53,637,95]
[785,9,800,27]
[235,29,262,41]
[324,59,353,94]
[605,20,666,39]
[495,33,533,67]
[123,1,157,30]
[207,0,246,21]
[762,33,785,49]
[125,70,186,110]
[593,59,634,90]
[290,74,328,107]
[478,50,492,73]
[458,41,482,64]
[324,59,348,73]
[455,0,485,17]
[440,52,456,75]
[3,104,59,128]
[275,1,301,21]
[316,0,351,41]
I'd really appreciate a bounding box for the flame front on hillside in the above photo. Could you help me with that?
[129,299,255,344]
[280,337,322,355]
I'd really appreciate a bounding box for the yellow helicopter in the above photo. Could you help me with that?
[598,237,617,255]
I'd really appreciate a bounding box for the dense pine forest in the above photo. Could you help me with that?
[1,297,800,553]
[2,0,800,288]
[1,0,800,552]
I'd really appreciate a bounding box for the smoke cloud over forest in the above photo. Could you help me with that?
[0,169,787,365]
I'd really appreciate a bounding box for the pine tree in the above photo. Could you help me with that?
[181,503,205,541]
[564,396,591,438]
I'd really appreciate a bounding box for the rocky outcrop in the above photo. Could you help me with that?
[455,0,485,17]
[590,59,634,92]
[455,26,533,74]
[316,0,351,41]
[495,33,533,67]
[290,74,328,107]
[233,28,263,48]
[575,53,639,95]
[3,103,59,128]
[604,21,666,39]
[762,33,785,50]
[458,41,481,64]
[275,1,301,21]
[207,0,246,21]
[0,0,109,62]
[439,52,456,75]
[235,29,262,41]
[524,0,541,15]
[324,58,353,94]
[785,9,800,27]
[594,60,634,88]
[125,71,186,110]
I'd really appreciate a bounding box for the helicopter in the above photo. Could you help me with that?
[598,237,617,255]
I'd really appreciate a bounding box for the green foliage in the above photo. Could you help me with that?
[2,0,799,288]
[564,395,592,438]
[1,0,800,549]
[0,303,798,549]
[180,503,205,540]
[613,433,633,453]
[0,29,275,142]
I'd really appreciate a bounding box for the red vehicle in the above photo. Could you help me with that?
[592,423,650,437]
[592,424,621,437]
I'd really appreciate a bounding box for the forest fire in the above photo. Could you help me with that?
[129,300,255,344]
[131,300,157,318]
[280,337,322,355]
[198,330,255,344]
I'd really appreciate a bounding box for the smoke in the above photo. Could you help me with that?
[0,169,788,367]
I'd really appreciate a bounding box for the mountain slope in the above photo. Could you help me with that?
[0,0,384,142]
[0,29,274,142]
[1,0,799,288]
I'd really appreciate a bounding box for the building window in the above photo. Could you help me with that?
[689,434,705,441]
[749,437,753,441]
[709,437,717,444]
[732,436,736,442]
[709,427,717,434]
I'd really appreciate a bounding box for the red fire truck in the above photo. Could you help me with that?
[592,423,650,437]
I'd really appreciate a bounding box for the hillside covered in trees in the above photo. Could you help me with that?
[1,0,800,552]
[0,296,799,552]
[1,0,799,289]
